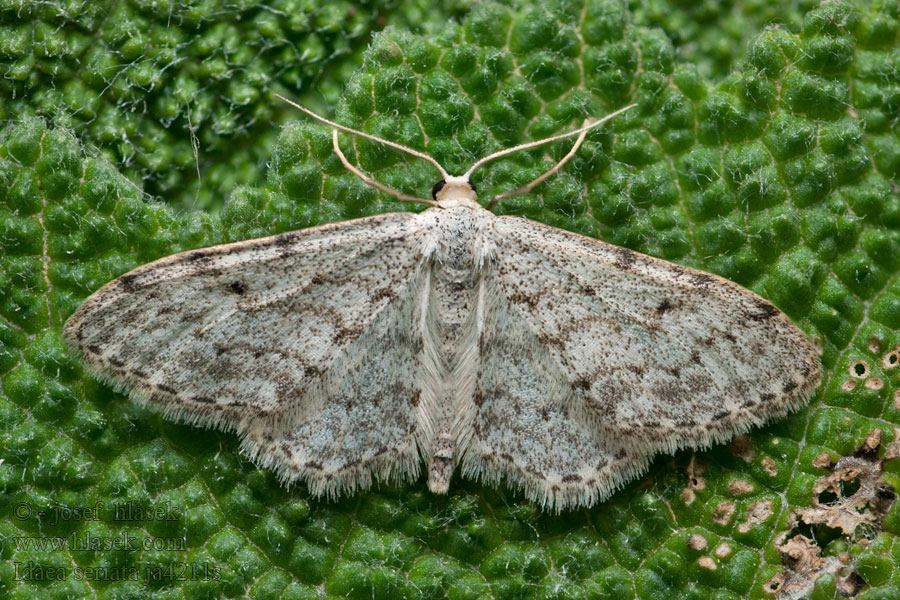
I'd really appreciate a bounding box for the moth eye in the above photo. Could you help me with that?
[431,180,446,200]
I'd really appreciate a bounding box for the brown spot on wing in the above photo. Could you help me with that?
[626,364,646,376]
[748,299,779,321]
[613,247,637,270]
[690,273,715,291]
[509,291,539,308]
[274,232,299,247]
[370,287,396,303]
[525,466,546,480]
[185,250,212,264]
[652,380,682,402]
[656,299,676,314]
[333,326,363,344]
[117,273,139,292]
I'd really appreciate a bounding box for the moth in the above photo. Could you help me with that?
[64,97,821,510]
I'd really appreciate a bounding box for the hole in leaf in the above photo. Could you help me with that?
[840,477,861,497]
[843,571,867,595]
[818,489,838,505]
[852,522,877,542]
[849,360,869,378]
[884,351,899,370]
[876,484,897,503]
[788,519,843,548]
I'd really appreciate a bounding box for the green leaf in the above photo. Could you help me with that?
[0,0,468,213]
[2,1,900,599]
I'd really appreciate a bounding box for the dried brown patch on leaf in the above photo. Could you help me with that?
[861,428,882,455]
[711,501,736,525]
[765,571,785,596]
[867,336,883,354]
[681,456,707,505]
[772,429,899,599]
[772,535,843,599]
[728,434,756,462]
[686,456,707,490]
[841,379,857,392]
[714,543,732,558]
[698,556,717,571]
[864,377,883,391]
[687,533,708,551]
[762,457,778,476]
[727,479,754,496]
[738,499,773,533]
[791,430,895,539]
[885,430,900,463]
[771,536,863,599]
[812,452,835,470]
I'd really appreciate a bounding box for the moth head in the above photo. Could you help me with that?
[274,94,636,209]
[432,178,478,206]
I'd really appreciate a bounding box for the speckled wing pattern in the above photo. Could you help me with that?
[64,212,430,497]
[65,203,821,510]
[459,216,821,509]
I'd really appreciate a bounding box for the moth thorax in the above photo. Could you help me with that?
[432,208,484,279]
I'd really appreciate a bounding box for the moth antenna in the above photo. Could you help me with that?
[488,122,590,210]
[463,103,637,180]
[275,93,451,180]
[331,131,438,206]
